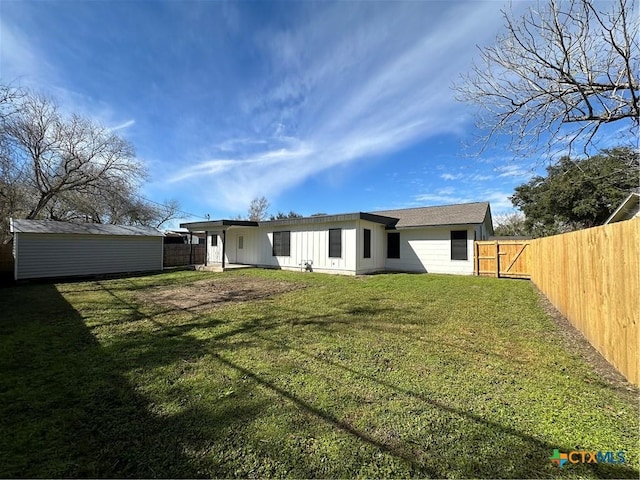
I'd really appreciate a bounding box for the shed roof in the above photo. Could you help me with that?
[10,219,164,237]
[374,202,491,228]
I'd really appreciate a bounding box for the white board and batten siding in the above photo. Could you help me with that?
[11,220,164,280]
[224,221,360,274]
[384,226,477,275]
[354,220,387,274]
[187,202,494,276]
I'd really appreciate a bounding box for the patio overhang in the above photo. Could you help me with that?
[179,219,259,231]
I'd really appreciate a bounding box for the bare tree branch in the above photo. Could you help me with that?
[0,85,181,239]
[455,0,639,157]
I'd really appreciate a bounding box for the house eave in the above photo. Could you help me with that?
[386,222,484,231]
[260,212,396,228]
[180,220,260,230]
[604,193,640,224]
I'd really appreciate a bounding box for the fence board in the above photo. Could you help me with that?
[474,240,531,279]
[163,244,205,267]
[0,244,14,275]
[529,219,639,386]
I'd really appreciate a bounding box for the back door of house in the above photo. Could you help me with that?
[236,235,245,264]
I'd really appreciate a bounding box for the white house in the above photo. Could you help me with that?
[180,202,493,275]
[10,219,164,280]
[604,192,640,224]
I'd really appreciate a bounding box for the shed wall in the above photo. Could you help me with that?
[14,233,163,280]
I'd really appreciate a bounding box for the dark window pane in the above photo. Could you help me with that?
[211,235,217,246]
[451,230,468,260]
[272,231,291,256]
[363,228,371,258]
[387,232,400,259]
[329,228,342,258]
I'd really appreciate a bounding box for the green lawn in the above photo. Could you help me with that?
[0,269,637,478]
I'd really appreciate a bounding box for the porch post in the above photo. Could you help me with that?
[204,231,208,266]
[222,229,226,269]
[189,232,193,264]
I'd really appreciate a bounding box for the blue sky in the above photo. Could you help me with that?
[1,0,549,225]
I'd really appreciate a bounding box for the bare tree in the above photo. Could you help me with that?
[0,86,180,239]
[493,212,530,237]
[3,93,144,219]
[247,196,270,221]
[455,0,639,156]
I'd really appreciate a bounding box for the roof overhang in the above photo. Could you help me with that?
[181,212,396,231]
[386,222,484,230]
[262,212,396,228]
[180,220,259,231]
[605,193,640,224]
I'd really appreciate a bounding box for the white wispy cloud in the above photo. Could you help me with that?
[167,2,508,211]
[414,193,474,205]
[495,164,534,178]
[109,119,136,131]
[441,173,463,181]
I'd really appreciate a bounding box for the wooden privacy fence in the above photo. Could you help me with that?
[0,244,13,276]
[474,240,531,279]
[529,219,639,386]
[163,244,205,267]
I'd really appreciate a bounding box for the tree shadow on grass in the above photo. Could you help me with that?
[2,280,637,478]
[0,283,210,478]
[212,331,640,479]
[87,296,639,478]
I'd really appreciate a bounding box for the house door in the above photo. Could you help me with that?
[236,235,245,264]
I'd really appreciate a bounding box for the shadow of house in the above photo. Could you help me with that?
[0,284,202,478]
[2,278,637,478]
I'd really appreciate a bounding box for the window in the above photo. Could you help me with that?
[387,232,400,259]
[272,231,291,256]
[363,228,371,258]
[451,230,468,260]
[329,228,342,258]
[238,235,244,249]
[211,235,217,247]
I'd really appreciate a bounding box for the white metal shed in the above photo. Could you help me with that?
[10,219,164,280]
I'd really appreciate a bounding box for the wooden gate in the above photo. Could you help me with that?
[474,240,531,279]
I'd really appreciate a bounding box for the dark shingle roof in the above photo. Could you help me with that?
[373,202,490,228]
[10,219,164,236]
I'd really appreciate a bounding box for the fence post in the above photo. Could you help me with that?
[474,242,478,276]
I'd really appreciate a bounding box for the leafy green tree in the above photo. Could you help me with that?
[269,210,303,220]
[511,147,639,236]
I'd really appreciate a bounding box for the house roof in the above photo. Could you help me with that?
[10,219,165,237]
[605,193,640,224]
[374,202,491,228]
[180,201,492,231]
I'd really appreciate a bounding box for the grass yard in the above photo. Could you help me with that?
[0,269,638,478]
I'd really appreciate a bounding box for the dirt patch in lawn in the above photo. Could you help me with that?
[537,290,639,400]
[139,276,302,312]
